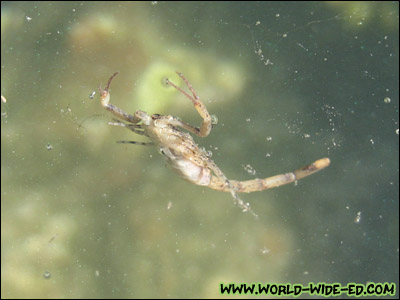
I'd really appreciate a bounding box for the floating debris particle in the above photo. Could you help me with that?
[48,234,58,243]
[260,247,270,255]
[354,211,362,224]
[89,91,96,99]
[243,164,256,175]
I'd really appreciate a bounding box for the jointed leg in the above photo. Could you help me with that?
[116,140,154,146]
[99,72,143,124]
[166,116,207,137]
[209,158,330,193]
[166,72,212,137]
[108,119,153,145]
[108,120,148,137]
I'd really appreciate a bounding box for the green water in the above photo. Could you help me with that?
[1,2,398,298]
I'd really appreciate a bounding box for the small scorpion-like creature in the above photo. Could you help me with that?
[98,72,330,217]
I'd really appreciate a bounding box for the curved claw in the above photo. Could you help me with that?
[105,72,119,91]
[99,72,119,106]
[99,72,119,94]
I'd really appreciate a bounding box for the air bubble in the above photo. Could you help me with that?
[43,271,51,279]
[211,114,218,125]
